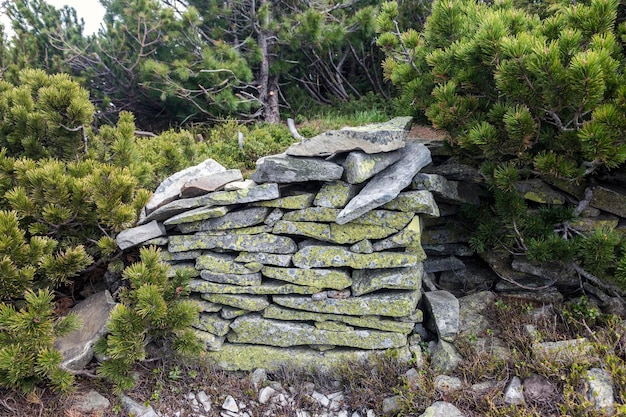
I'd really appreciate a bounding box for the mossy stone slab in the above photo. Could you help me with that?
[373,216,425,255]
[199,270,262,286]
[251,155,344,184]
[383,190,439,216]
[342,150,403,184]
[292,245,418,269]
[169,232,297,254]
[180,169,243,198]
[329,223,398,244]
[193,313,231,336]
[313,181,359,208]
[262,305,414,334]
[273,291,420,317]
[195,253,261,274]
[349,210,414,229]
[178,207,270,233]
[164,206,230,226]
[261,266,352,290]
[220,307,248,319]
[228,315,406,349]
[282,207,341,222]
[234,252,292,267]
[193,329,225,351]
[272,220,331,240]
[570,214,620,233]
[352,265,423,296]
[203,344,410,371]
[514,179,566,205]
[255,193,316,209]
[590,185,626,217]
[190,298,222,313]
[315,321,354,331]
[204,294,269,311]
[190,279,320,295]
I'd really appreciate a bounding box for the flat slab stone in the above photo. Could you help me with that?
[169,232,297,254]
[193,313,231,336]
[313,181,359,208]
[373,216,424,253]
[514,179,566,205]
[352,265,423,296]
[180,169,243,198]
[342,150,403,184]
[336,141,432,224]
[191,279,320,295]
[228,315,406,349]
[411,173,480,205]
[145,158,226,214]
[234,252,292,267]
[55,291,116,371]
[286,117,412,157]
[116,220,166,250]
[178,207,270,233]
[262,305,414,334]
[292,245,418,269]
[272,220,331,240]
[262,266,352,290]
[251,155,344,183]
[199,270,262,286]
[590,184,626,217]
[382,190,439,216]
[424,256,466,273]
[256,193,316,209]
[329,223,399,244]
[424,290,460,342]
[163,206,230,226]
[273,291,420,317]
[195,252,261,274]
[282,207,340,222]
[203,294,270,311]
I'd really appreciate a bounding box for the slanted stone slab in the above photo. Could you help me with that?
[234,252,292,267]
[590,185,626,217]
[262,266,352,290]
[313,181,359,208]
[200,270,262,286]
[204,343,410,371]
[342,150,403,184]
[251,155,343,183]
[204,294,270,312]
[424,290,459,343]
[191,280,320,295]
[228,315,406,349]
[180,169,243,198]
[262,305,414,334]
[383,190,439,216]
[163,206,230,226]
[293,245,418,269]
[286,117,412,157]
[272,220,331,241]
[349,239,373,254]
[169,232,297,254]
[336,141,432,224]
[194,329,225,351]
[195,253,261,274]
[224,179,257,191]
[373,216,424,253]
[255,193,316,209]
[178,207,270,233]
[55,291,116,371]
[411,173,480,205]
[116,220,166,250]
[145,158,225,214]
[282,207,340,222]
[352,265,423,296]
[193,313,231,336]
[273,291,420,317]
[514,179,566,205]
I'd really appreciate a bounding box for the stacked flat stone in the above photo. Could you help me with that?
[118,117,441,371]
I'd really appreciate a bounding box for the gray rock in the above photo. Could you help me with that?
[423,256,465,273]
[424,244,474,257]
[250,368,267,390]
[170,232,297,254]
[286,117,412,157]
[222,395,239,412]
[382,395,402,415]
[342,150,403,184]
[336,141,432,224]
[55,291,116,371]
[224,179,257,191]
[116,220,166,250]
[513,179,567,204]
[292,245,419,269]
[504,377,524,405]
[532,338,594,365]
[352,265,423,296]
[191,279,320,295]
[439,262,498,295]
[163,206,230,226]
[235,252,292,267]
[262,266,352,290]
[429,340,462,373]
[255,193,317,209]
[144,158,225,214]
[422,161,484,183]
[421,226,469,244]
[411,173,480,205]
[220,306,248,319]
[582,368,615,415]
[382,190,439,216]
[590,184,626,217]
[372,216,425,254]
[259,386,276,404]
[73,390,111,414]
[523,374,556,403]
[350,239,374,254]
[204,294,270,311]
[424,290,459,342]
[180,169,244,198]
[418,401,465,417]
[178,207,271,233]
[120,394,159,417]
[313,180,360,208]
[434,375,463,392]
[251,154,344,183]
[193,313,232,336]
[200,270,262,286]
[510,255,579,291]
[194,329,226,351]
[458,291,496,338]
[195,252,262,274]
[282,207,341,222]
[264,208,284,226]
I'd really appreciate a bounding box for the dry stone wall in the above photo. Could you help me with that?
[117,117,446,370]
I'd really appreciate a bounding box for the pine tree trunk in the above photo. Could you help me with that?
[256,0,280,123]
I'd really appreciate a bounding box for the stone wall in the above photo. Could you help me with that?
[117,117,450,370]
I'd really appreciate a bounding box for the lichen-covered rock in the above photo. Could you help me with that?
[204,294,270,311]
[342,150,403,184]
[251,155,344,183]
[228,315,406,349]
[234,252,292,267]
[166,263,200,278]
[282,207,340,222]
[255,193,316,209]
[421,226,469,244]
[116,221,166,250]
[582,368,615,415]
[221,307,248,319]
[329,223,399,244]
[336,141,432,224]
[419,401,465,417]
[350,210,414,229]
[313,181,359,208]
[224,179,256,191]
[424,290,460,343]
[273,291,420,317]
[383,190,439,216]
[159,249,202,262]
[372,216,424,253]
[180,169,243,198]
[532,338,594,365]
[514,179,566,205]
[191,280,320,295]
[163,206,230,226]
[264,208,284,226]
[423,256,466,273]
[169,232,297,254]
[352,265,423,296]
[193,313,232,336]
[261,266,352,290]
[190,298,222,313]
[292,245,418,269]
[195,253,262,274]
[194,329,225,351]
[350,239,373,254]
[178,207,270,233]
[262,305,414,333]
[272,220,331,241]
[199,270,262,286]
[429,339,462,373]
[570,214,620,233]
